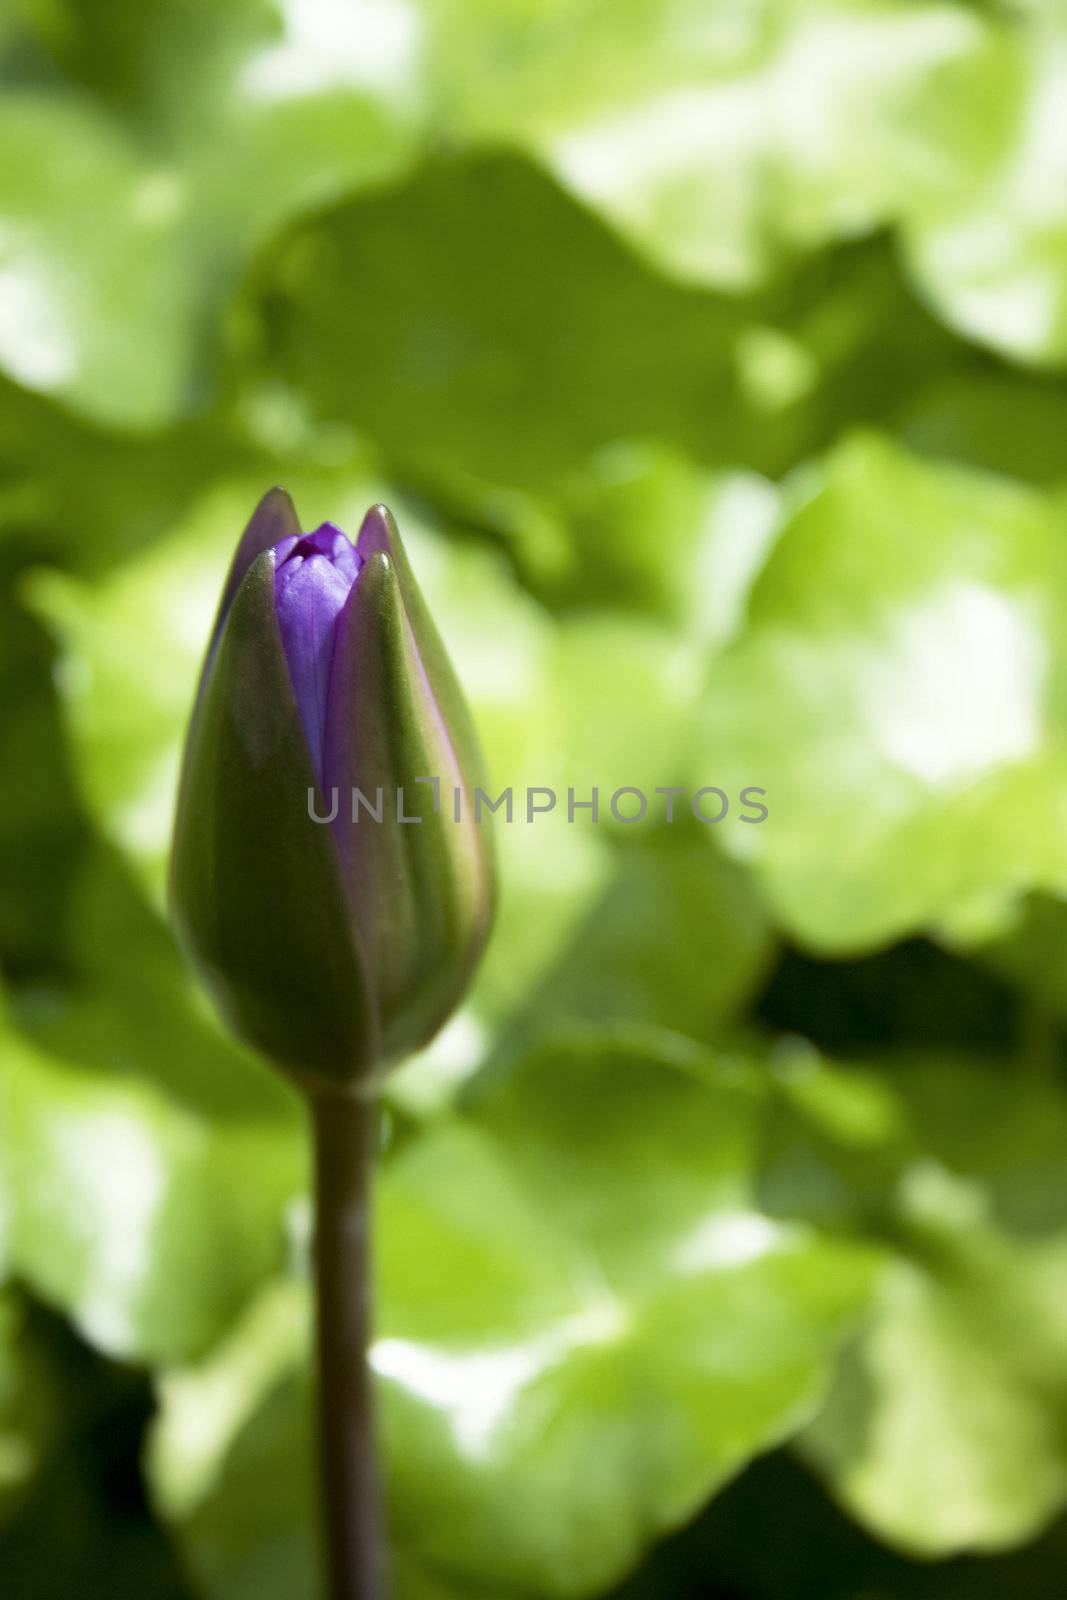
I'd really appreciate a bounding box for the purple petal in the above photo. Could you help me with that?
[273,525,362,778]
[315,522,362,584]
[271,533,301,565]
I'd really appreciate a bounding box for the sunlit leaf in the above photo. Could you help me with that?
[700,433,1067,952]
[0,971,304,1364]
[0,0,422,426]
[804,1180,1067,1554]
[766,1049,1067,1555]
[430,0,992,291]
[153,1034,876,1599]
[497,445,783,628]
[903,19,1067,367]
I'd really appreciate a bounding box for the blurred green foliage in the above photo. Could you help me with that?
[4,0,1067,1596]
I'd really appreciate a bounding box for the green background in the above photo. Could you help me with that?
[4,0,1067,1595]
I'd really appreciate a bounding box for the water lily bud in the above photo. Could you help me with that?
[170,489,495,1089]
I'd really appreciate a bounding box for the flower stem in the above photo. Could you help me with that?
[311,1088,385,1600]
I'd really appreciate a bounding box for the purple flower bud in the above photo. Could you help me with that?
[170,489,496,1087]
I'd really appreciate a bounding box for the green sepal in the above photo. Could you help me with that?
[358,506,495,829]
[169,551,373,1087]
[326,549,494,1062]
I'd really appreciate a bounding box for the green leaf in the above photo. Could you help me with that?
[804,1187,1067,1555]
[256,152,750,490]
[766,1050,1067,1556]
[0,950,305,1363]
[903,17,1067,367]
[883,1051,1067,1236]
[429,0,993,290]
[700,432,1067,952]
[154,1033,876,1600]
[0,368,259,578]
[0,1294,56,1530]
[149,1278,312,1537]
[0,1301,196,1600]
[318,236,957,593]
[0,584,85,977]
[500,445,783,627]
[897,368,1067,487]
[25,488,240,907]
[0,0,421,427]
[0,92,189,426]
[507,831,773,1050]
[974,891,1067,1031]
